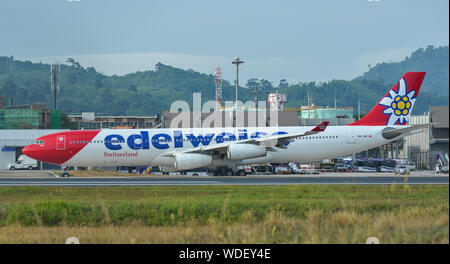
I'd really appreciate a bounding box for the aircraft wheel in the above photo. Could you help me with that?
[225,170,234,176]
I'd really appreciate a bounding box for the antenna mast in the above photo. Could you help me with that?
[51,64,60,110]
[214,66,223,111]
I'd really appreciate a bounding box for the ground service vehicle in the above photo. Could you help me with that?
[252,165,274,175]
[300,164,319,174]
[288,163,303,174]
[7,155,38,170]
[395,165,409,175]
[379,159,396,172]
[354,159,378,172]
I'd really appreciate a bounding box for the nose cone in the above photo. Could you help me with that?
[22,144,39,161]
[22,145,31,156]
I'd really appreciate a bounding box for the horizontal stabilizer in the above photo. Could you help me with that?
[382,123,435,139]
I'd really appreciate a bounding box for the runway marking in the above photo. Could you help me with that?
[0,181,221,186]
[0,181,447,186]
[0,175,447,186]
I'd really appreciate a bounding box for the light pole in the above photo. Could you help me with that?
[232,57,244,112]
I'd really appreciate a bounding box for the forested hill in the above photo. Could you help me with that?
[354,45,449,96]
[0,59,241,116]
[0,45,448,116]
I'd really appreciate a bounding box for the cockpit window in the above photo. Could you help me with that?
[33,140,44,145]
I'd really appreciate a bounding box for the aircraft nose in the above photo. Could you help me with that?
[22,145,31,156]
[22,144,38,160]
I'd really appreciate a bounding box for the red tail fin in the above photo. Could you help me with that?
[349,72,426,126]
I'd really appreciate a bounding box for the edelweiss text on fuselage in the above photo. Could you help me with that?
[104,130,289,150]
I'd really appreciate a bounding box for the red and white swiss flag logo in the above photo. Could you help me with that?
[56,135,66,150]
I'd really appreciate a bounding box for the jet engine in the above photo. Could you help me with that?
[174,153,213,170]
[227,144,267,160]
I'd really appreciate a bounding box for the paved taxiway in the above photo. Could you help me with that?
[0,171,447,186]
[0,170,54,178]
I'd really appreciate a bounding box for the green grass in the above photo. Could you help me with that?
[0,185,448,243]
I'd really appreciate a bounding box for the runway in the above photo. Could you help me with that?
[0,174,447,186]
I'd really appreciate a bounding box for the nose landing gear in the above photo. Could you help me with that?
[61,166,70,177]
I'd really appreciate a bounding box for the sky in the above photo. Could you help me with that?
[0,0,448,84]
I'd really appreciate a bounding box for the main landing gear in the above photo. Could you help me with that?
[214,168,246,176]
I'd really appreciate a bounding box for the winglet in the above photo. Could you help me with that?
[311,121,329,132]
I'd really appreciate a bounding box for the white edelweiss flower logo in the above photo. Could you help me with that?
[378,78,415,126]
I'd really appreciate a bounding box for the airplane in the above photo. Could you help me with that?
[23,72,430,176]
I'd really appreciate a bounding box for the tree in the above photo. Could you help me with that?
[1,80,18,96]
[59,110,78,130]
[155,62,166,71]
[246,78,259,89]
[259,79,273,93]
[66,58,81,69]
[95,78,104,89]
[128,84,137,92]
[278,79,289,90]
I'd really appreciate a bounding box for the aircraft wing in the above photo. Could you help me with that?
[162,121,329,157]
[382,123,435,139]
[244,121,329,149]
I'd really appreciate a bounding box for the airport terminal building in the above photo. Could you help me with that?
[68,112,160,129]
[405,106,449,169]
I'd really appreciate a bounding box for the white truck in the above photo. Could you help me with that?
[7,155,38,170]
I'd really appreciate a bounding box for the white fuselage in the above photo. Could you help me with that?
[64,126,397,168]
